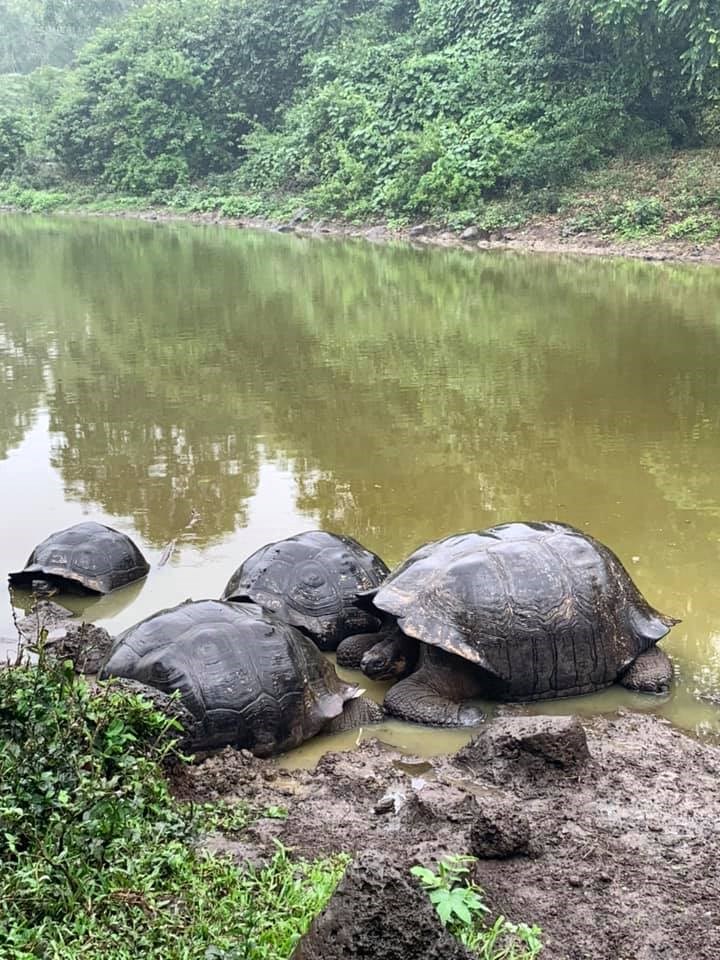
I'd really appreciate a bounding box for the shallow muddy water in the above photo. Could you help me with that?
[1,213,720,757]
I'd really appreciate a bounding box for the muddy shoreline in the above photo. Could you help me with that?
[5,202,720,264]
[172,711,720,959]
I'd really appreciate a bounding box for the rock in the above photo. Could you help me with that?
[456,715,590,771]
[46,622,113,674]
[469,797,532,858]
[460,226,489,241]
[408,223,431,238]
[292,851,474,960]
[291,207,311,224]
[16,600,76,642]
[374,789,406,815]
[276,224,295,233]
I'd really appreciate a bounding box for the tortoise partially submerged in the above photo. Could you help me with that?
[336,522,679,726]
[221,530,389,650]
[99,599,381,755]
[9,522,149,596]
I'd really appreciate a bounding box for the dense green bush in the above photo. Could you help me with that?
[0,111,31,174]
[0,650,346,959]
[45,0,394,192]
[4,0,720,218]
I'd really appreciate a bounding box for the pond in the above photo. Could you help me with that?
[1,212,719,757]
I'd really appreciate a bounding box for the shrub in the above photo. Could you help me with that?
[411,855,544,958]
[0,112,32,176]
[0,648,346,959]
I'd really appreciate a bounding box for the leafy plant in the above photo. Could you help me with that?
[411,855,543,959]
[0,647,345,959]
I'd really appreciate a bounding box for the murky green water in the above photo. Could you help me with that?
[2,213,720,758]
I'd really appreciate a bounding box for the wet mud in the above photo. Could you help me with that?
[171,711,720,960]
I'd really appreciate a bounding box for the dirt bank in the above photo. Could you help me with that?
[171,711,720,960]
[6,201,720,264]
[73,206,720,264]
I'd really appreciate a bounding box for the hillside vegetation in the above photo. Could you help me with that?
[2,0,720,233]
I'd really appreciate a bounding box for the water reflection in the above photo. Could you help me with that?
[1,213,719,742]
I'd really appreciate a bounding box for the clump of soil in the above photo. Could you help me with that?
[171,711,720,960]
[293,850,475,960]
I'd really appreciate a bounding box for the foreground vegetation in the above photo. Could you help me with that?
[0,649,346,960]
[2,0,720,233]
[413,856,543,959]
[0,641,545,959]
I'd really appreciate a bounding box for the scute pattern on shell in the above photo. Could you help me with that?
[99,599,361,756]
[373,521,677,700]
[8,521,150,595]
[221,530,389,650]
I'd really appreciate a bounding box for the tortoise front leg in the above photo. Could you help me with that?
[383,646,486,727]
[325,695,384,733]
[618,646,673,693]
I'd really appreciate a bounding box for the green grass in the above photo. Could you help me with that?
[557,149,720,243]
[0,650,346,960]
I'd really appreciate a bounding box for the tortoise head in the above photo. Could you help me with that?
[361,630,418,681]
[31,578,59,599]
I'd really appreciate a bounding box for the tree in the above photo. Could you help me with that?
[0,111,31,175]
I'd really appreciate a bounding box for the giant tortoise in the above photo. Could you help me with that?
[221,530,389,650]
[336,521,679,726]
[99,599,381,755]
[9,521,149,596]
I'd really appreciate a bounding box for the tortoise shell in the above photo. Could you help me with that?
[99,599,362,755]
[371,521,678,699]
[8,521,149,595]
[221,530,389,650]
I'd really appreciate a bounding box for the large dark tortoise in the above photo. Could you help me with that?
[99,599,381,756]
[221,530,389,650]
[336,521,679,726]
[9,521,149,596]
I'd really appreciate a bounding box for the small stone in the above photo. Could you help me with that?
[460,226,480,240]
[276,224,295,233]
[374,791,404,815]
[568,876,582,888]
[408,223,431,238]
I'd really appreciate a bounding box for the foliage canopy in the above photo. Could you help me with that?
[2,0,720,217]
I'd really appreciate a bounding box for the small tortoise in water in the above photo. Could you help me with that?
[336,522,679,726]
[221,530,389,650]
[100,599,381,756]
[9,521,149,596]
